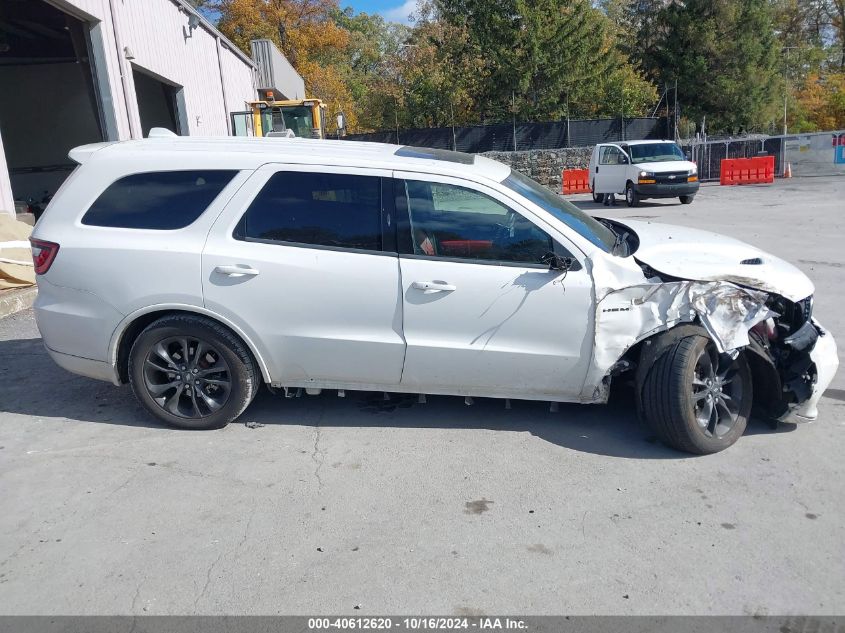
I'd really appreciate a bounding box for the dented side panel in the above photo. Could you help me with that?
[580,279,774,402]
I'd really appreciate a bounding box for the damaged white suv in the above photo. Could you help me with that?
[31,134,838,454]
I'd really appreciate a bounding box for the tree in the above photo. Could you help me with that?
[790,71,845,129]
[434,0,619,121]
[212,0,356,130]
[642,0,782,133]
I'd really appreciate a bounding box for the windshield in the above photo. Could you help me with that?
[629,143,686,164]
[279,106,314,138]
[502,170,617,253]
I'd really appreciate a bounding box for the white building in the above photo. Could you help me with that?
[0,0,282,217]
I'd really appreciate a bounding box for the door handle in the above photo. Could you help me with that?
[214,265,260,277]
[595,166,599,173]
[412,280,456,292]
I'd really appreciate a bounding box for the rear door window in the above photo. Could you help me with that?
[82,170,237,229]
[237,171,383,252]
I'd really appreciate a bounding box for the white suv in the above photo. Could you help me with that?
[589,140,699,206]
[30,133,837,454]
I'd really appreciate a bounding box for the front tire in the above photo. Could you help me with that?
[128,314,259,429]
[625,182,640,207]
[680,194,695,204]
[641,334,752,454]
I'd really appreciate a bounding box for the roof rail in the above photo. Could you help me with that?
[148,128,179,139]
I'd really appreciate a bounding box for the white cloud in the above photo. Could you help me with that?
[381,0,417,24]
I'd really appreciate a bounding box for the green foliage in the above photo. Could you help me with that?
[207,0,843,136]
[631,0,782,133]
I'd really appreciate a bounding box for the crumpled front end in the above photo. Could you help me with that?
[584,275,838,423]
[745,297,839,423]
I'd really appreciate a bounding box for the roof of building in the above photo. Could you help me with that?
[71,134,513,183]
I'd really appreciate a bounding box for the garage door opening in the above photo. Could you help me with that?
[0,0,106,214]
[133,68,184,137]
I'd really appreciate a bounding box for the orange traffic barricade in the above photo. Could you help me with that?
[720,156,775,185]
[562,168,591,195]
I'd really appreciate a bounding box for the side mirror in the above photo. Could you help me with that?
[620,154,630,164]
[541,252,573,272]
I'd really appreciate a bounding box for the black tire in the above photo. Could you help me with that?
[592,184,604,204]
[680,194,695,204]
[625,182,640,207]
[641,334,752,454]
[128,314,259,429]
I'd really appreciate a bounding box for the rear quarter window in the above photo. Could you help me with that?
[82,170,238,229]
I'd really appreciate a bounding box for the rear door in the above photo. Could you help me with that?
[593,144,628,194]
[202,164,405,386]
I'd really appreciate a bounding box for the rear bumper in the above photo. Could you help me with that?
[778,320,838,423]
[635,181,700,199]
[34,277,123,381]
[44,344,119,384]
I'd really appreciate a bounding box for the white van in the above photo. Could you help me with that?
[588,140,699,206]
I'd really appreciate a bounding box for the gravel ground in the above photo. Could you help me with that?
[0,176,842,616]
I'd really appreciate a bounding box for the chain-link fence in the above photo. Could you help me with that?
[682,131,845,181]
[344,117,663,152]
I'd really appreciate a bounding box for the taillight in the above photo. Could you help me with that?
[30,238,59,275]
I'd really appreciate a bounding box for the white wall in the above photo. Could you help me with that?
[0,0,258,214]
[47,0,257,140]
[0,128,13,217]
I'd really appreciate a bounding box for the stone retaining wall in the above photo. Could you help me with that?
[482,147,593,192]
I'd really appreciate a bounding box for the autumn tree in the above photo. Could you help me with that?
[212,0,356,130]
[789,71,845,129]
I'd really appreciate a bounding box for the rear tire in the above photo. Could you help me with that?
[592,184,604,204]
[680,194,695,204]
[625,182,640,207]
[128,314,259,430]
[641,334,751,454]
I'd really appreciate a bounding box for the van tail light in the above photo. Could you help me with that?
[30,238,60,275]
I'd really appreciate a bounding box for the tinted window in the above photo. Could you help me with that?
[502,170,616,252]
[629,142,685,163]
[599,146,626,165]
[82,171,237,229]
[404,180,552,265]
[240,171,382,251]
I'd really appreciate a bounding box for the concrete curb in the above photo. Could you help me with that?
[0,286,37,319]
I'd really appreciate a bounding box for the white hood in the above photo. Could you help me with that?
[619,220,814,302]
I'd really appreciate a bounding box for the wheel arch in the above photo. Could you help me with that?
[622,322,763,419]
[109,305,273,385]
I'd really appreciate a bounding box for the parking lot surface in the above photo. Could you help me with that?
[0,177,843,615]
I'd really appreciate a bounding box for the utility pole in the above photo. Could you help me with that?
[674,78,678,141]
[566,94,571,148]
[782,46,797,135]
[450,99,456,151]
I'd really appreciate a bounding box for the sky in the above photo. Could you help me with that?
[198,0,417,26]
[341,0,417,24]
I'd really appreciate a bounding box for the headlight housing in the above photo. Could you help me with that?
[638,170,656,184]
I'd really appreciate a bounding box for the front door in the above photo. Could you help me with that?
[202,165,405,386]
[593,144,629,195]
[394,174,593,399]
